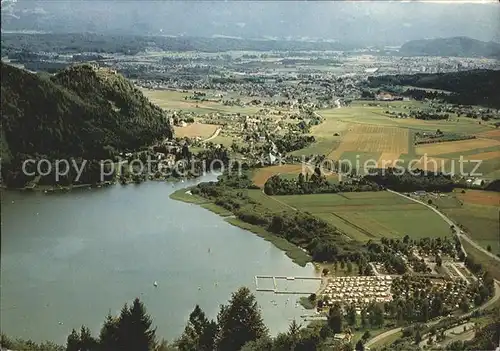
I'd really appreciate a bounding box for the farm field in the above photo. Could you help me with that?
[421,190,500,255]
[319,103,495,133]
[305,103,499,176]
[477,129,500,141]
[291,119,348,156]
[328,124,409,160]
[251,164,338,188]
[173,122,219,138]
[312,103,500,176]
[416,138,500,156]
[141,88,263,115]
[273,191,451,242]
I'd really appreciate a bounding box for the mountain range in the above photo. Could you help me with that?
[2,1,499,46]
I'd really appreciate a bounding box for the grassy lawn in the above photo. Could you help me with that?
[314,262,360,277]
[142,88,265,115]
[461,239,500,282]
[369,331,403,350]
[310,103,500,175]
[245,189,294,212]
[430,190,500,255]
[209,134,236,147]
[445,203,500,255]
[319,102,494,134]
[169,188,208,204]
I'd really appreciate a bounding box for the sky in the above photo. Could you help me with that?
[1,1,499,45]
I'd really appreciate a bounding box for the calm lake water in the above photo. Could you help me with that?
[1,175,319,344]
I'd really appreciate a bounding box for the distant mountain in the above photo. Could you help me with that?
[0,33,358,55]
[0,63,172,164]
[2,2,499,45]
[399,37,500,58]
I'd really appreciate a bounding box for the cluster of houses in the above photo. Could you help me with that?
[320,275,393,307]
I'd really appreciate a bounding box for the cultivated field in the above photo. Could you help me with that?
[313,123,411,172]
[314,103,499,176]
[422,190,500,254]
[252,164,306,188]
[173,122,219,139]
[477,129,500,141]
[456,189,500,206]
[273,191,451,242]
[319,102,495,134]
[328,124,409,159]
[412,156,449,172]
[141,88,263,115]
[252,164,338,188]
[462,151,500,161]
[416,138,500,156]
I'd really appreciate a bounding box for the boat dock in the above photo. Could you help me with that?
[255,275,321,294]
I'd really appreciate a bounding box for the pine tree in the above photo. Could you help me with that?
[66,329,80,351]
[360,308,368,329]
[327,303,343,334]
[415,329,422,345]
[215,287,268,351]
[117,298,157,351]
[79,325,98,351]
[346,304,357,326]
[99,312,119,351]
[176,305,216,351]
[355,339,365,351]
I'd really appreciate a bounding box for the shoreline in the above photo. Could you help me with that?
[0,176,189,194]
[169,187,312,267]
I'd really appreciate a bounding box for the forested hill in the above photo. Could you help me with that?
[1,33,358,55]
[0,63,172,163]
[399,37,500,58]
[367,69,500,108]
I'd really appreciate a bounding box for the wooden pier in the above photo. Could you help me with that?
[255,275,321,295]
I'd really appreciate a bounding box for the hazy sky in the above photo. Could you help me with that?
[2,1,499,44]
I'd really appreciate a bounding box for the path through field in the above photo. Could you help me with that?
[202,127,222,142]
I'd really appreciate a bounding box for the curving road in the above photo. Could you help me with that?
[386,189,500,263]
[365,189,500,349]
[202,127,222,143]
[366,279,500,349]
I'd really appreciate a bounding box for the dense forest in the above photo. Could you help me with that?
[364,168,455,192]
[263,173,381,195]
[399,37,500,59]
[0,63,173,186]
[367,69,500,108]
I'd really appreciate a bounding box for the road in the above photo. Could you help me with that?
[366,279,500,349]
[366,190,500,349]
[202,127,221,143]
[365,326,403,348]
[419,322,475,348]
[386,189,500,263]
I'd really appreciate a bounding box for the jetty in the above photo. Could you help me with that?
[255,275,321,294]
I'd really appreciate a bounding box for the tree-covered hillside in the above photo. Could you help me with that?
[367,69,500,108]
[1,33,358,56]
[0,63,172,162]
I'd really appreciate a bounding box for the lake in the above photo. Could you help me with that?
[0,175,319,345]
